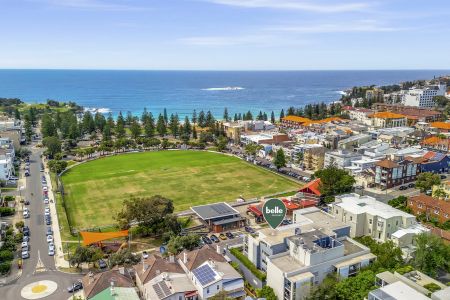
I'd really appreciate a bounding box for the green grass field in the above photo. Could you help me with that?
[61,150,300,230]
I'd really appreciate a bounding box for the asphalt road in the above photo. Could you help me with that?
[0,147,82,300]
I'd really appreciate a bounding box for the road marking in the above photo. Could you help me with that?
[33,251,47,274]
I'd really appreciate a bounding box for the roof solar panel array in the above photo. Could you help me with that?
[192,264,216,286]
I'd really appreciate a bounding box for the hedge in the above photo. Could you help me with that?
[229,247,266,281]
[0,261,11,275]
[0,250,14,262]
[0,207,15,216]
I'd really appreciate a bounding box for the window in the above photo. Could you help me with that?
[396,220,399,226]
[335,210,338,214]
[207,288,209,294]
[350,216,353,221]
[369,219,372,224]
[217,285,219,291]
[434,209,440,215]
[387,224,390,228]
[368,229,371,234]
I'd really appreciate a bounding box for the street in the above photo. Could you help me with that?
[0,146,82,300]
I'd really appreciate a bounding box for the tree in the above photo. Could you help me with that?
[129,117,141,139]
[169,114,180,137]
[307,273,338,300]
[108,249,141,267]
[223,107,229,121]
[163,108,168,125]
[273,148,286,170]
[216,136,228,152]
[115,195,179,237]
[70,246,103,268]
[244,143,262,156]
[279,109,285,121]
[415,172,441,192]
[94,112,106,132]
[356,236,403,270]
[24,115,33,143]
[183,116,192,136]
[143,112,155,138]
[198,110,206,127]
[167,234,201,254]
[413,233,450,277]
[314,165,356,199]
[334,270,376,300]
[271,111,276,123]
[41,113,57,138]
[47,159,68,174]
[257,286,277,300]
[192,109,197,124]
[81,111,95,135]
[102,124,112,141]
[116,111,126,138]
[156,114,167,136]
[43,136,61,159]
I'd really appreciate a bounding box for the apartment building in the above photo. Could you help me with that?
[329,194,419,242]
[267,229,375,300]
[337,134,371,150]
[369,112,407,128]
[244,207,350,272]
[324,150,362,169]
[373,103,443,123]
[373,157,420,189]
[347,108,374,126]
[303,147,326,171]
[403,83,446,108]
[408,194,450,224]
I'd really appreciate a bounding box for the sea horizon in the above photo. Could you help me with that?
[1,69,449,119]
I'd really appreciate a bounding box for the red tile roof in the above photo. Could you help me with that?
[375,159,400,168]
[299,178,322,196]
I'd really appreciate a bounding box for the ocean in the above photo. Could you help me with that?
[0,69,448,118]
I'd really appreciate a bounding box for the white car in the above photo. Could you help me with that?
[23,210,30,219]
[46,235,53,243]
[44,208,50,216]
[21,241,28,249]
[43,186,48,192]
[48,243,55,256]
[22,250,30,259]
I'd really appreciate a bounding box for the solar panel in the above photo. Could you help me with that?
[193,264,216,286]
[160,281,171,295]
[152,283,165,299]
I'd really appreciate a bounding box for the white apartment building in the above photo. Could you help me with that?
[266,229,375,300]
[324,150,362,169]
[348,108,374,125]
[329,194,423,242]
[403,83,446,108]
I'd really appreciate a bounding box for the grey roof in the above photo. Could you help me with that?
[191,202,239,220]
[212,216,244,226]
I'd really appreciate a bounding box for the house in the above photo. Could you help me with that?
[430,122,450,133]
[324,150,362,169]
[422,136,450,152]
[82,267,138,300]
[266,229,375,300]
[134,254,197,300]
[373,157,420,189]
[240,132,290,145]
[337,134,371,150]
[368,112,407,128]
[178,245,245,300]
[245,207,351,272]
[408,194,450,224]
[329,193,422,242]
[369,270,448,300]
[191,203,245,233]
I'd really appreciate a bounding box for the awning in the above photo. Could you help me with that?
[212,216,244,226]
[80,230,129,246]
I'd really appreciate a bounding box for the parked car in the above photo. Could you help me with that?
[408,183,415,188]
[426,189,432,196]
[225,232,234,239]
[67,281,83,293]
[23,208,30,219]
[210,234,220,243]
[142,251,149,259]
[98,259,107,269]
[23,226,30,236]
[46,226,53,236]
[24,199,30,205]
[24,170,30,177]
[44,198,49,205]
[23,235,30,242]
[43,186,48,192]
[441,175,447,179]
[219,233,227,240]
[244,226,255,234]
[46,235,53,243]
[48,248,55,256]
[202,236,212,244]
[21,250,30,259]
[45,216,51,225]
[399,186,407,190]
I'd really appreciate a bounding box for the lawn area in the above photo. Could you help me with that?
[61,150,300,230]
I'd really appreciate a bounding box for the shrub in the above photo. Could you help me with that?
[0,250,14,262]
[396,265,414,275]
[229,247,266,281]
[0,261,11,275]
[0,207,15,216]
[424,282,442,293]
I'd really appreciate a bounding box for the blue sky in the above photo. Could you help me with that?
[1,0,449,70]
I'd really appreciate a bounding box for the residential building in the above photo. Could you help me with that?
[324,150,362,169]
[337,134,371,150]
[348,107,375,125]
[408,194,450,224]
[373,103,443,123]
[330,193,419,242]
[365,88,384,102]
[297,179,322,201]
[245,207,350,272]
[191,203,245,233]
[240,132,290,145]
[368,112,407,128]
[266,229,375,300]
[345,157,379,176]
[369,270,448,300]
[373,157,420,189]
[430,121,450,133]
[420,151,450,174]
[403,83,446,108]
[281,116,312,129]
[421,136,450,152]
[303,147,326,171]
[82,268,138,300]
[178,245,245,300]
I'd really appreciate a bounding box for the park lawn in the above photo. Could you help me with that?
[61,150,299,230]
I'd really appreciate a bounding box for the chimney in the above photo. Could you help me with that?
[169,255,175,263]
[183,252,187,264]
[216,244,221,254]
[88,272,94,285]
[119,267,125,275]
[110,281,116,296]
